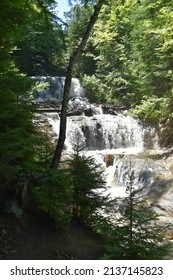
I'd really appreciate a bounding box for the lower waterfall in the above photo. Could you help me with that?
[35,77,173,223]
[45,107,167,198]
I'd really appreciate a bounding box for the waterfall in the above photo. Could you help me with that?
[35,77,173,223]
[32,76,85,101]
[49,113,144,152]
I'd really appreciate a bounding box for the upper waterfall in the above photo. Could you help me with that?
[33,76,145,152]
[32,76,85,101]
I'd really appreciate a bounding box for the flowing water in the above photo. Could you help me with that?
[34,77,173,214]
[32,76,85,101]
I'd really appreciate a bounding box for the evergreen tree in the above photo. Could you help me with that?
[102,171,172,260]
[0,1,33,185]
[32,168,73,226]
[0,0,54,207]
[68,145,109,223]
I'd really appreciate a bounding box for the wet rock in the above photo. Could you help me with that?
[84,108,93,117]
[104,154,114,167]
[101,104,127,115]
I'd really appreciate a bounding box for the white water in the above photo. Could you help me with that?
[47,113,144,152]
[36,77,165,199]
[34,77,173,225]
[32,76,85,101]
[45,107,146,199]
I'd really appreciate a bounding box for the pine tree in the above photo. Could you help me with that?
[68,145,109,223]
[0,0,56,208]
[103,171,172,260]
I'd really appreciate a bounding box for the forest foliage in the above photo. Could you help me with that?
[0,0,173,259]
[79,0,173,119]
[2,0,173,118]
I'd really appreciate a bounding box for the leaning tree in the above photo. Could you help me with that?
[50,0,106,170]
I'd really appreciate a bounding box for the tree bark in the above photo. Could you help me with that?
[50,0,106,170]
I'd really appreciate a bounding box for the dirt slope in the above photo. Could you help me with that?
[0,212,104,260]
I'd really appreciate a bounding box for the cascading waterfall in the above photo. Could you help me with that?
[32,76,85,101]
[46,113,144,149]
[66,113,144,151]
[34,77,172,208]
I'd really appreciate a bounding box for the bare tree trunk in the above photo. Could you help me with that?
[50,0,105,170]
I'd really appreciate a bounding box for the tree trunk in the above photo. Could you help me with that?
[50,0,106,170]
